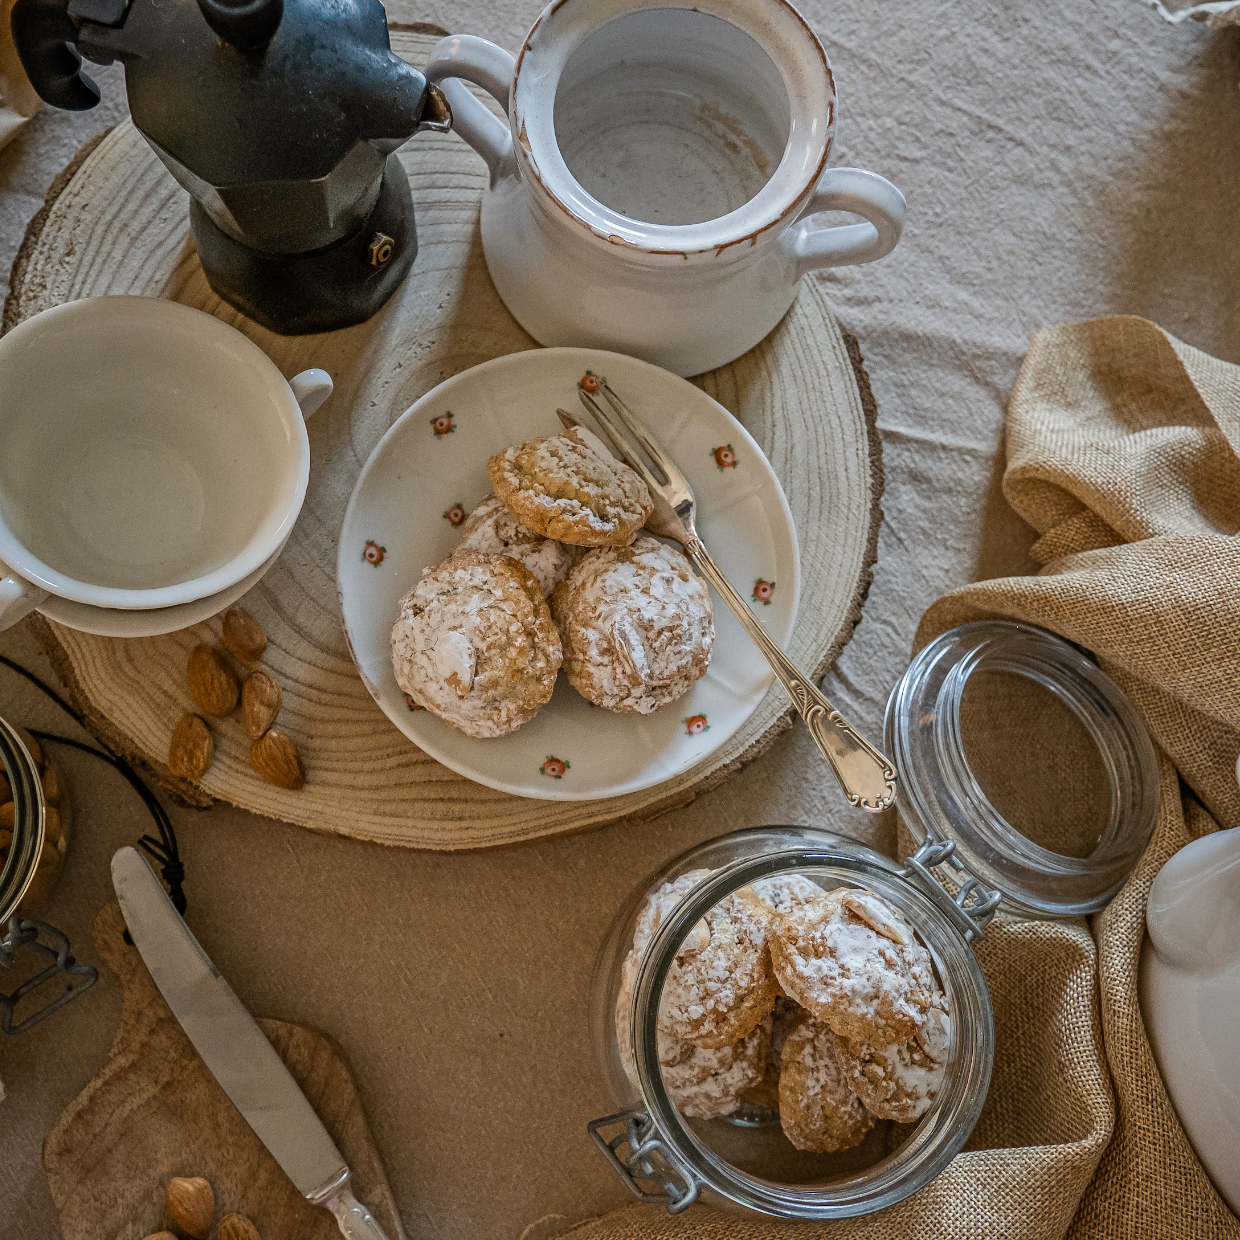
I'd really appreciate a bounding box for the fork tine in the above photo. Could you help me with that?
[599,382,672,487]
[576,389,659,492]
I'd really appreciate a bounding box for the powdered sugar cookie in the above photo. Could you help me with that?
[738,993,802,1109]
[487,426,653,547]
[769,888,938,1045]
[390,550,561,738]
[832,1004,950,1122]
[779,1010,874,1153]
[658,885,778,1049]
[552,536,713,715]
[616,869,715,1084]
[661,1014,771,1119]
[456,495,577,598]
[751,872,826,916]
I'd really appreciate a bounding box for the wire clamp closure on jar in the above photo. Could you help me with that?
[901,838,1003,943]
[588,1109,701,1213]
[0,915,98,1034]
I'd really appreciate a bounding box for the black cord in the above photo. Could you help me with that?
[0,654,187,917]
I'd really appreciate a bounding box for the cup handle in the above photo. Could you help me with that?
[424,34,516,184]
[0,574,49,631]
[784,168,906,278]
[290,369,333,421]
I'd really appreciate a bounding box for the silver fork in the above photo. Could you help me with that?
[562,381,897,813]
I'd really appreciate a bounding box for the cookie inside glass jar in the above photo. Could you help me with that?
[617,867,952,1182]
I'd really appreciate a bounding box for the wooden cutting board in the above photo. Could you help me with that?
[5,26,882,850]
[42,902,406,1240]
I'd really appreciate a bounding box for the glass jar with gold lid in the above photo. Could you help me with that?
[0,713,96,1034]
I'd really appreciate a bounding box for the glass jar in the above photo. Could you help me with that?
[588,622,1158,1219]
[0,714,96,1034]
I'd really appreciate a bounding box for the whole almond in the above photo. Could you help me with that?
[222,607,268,662]
[40,763,59,806]
[219,1214,263,1240]
[0,770,10,801]
[242,670,282,740]
[166,1176,214,1239]
[250,728,305,789]
[142,1233,179,1240]
[0,828,12,852]
[0,802,13,829]
[13,725,43,769]
[44,805,64,849]
[169,714,214,780]
[187,645,239,717]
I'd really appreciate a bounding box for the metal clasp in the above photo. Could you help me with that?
[0,917,98,1034]
[902,839,1003,942]
[588,1110,700,1214]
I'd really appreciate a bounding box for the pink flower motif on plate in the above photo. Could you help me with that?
[363,541,386,566]
[540,755,570,779]
[752,578,775,606]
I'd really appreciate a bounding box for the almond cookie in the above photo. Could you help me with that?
[752,873,825,916]
[456,495,577,598]
[832,1004,950,1122]
[779,1010,874,1153]
[658,885,778,1049]
[739,993,802,1109]
[488,426,653,547]
[390,550,561,738]
[662,1013,772,1119]
[617,870,715,1083]
[552,536,713,714]
[769,888,938,1046]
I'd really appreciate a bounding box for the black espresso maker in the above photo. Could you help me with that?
[11,0,452,333]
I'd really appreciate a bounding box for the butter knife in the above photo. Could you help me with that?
[112,846,392,1240]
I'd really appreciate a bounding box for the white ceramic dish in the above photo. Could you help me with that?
[1140,817,1240,1213]
[8,538,287,638]
[0,296,332,628]
[338,348,800,801]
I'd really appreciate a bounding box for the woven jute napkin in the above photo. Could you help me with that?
[567,316,1240,1239]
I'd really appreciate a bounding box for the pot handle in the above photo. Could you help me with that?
[785,168,906,278]
[424,35,516,183]
[289,369,334,421]
[0,573,49,632]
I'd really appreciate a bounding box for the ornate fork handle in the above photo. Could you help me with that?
[684,538,897,812]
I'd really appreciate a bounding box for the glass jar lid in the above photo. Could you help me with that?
[884,621,1159,919]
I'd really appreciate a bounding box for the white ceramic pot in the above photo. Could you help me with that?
[1140,811,1240,1213]
[425,0,905,377]
[0,296,332,631]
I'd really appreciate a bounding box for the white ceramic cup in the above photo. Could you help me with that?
[0,296,332,631]
[425,0,906,376]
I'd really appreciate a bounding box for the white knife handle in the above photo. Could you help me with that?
[321,1179,391,1240]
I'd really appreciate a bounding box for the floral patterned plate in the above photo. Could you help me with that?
[338,348,799,801]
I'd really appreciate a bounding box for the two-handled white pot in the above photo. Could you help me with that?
[426,0,905,376]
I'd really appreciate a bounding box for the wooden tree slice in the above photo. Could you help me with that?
[43,902,406,1240]
[4,29,882,849]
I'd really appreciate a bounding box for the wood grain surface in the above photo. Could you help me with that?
[42,901,406,1240]
[4,28,882,850]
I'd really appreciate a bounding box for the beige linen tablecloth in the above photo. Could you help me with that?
[0,2,1238,1237]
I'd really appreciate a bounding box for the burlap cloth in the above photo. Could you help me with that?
[568,316,1240,1239]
